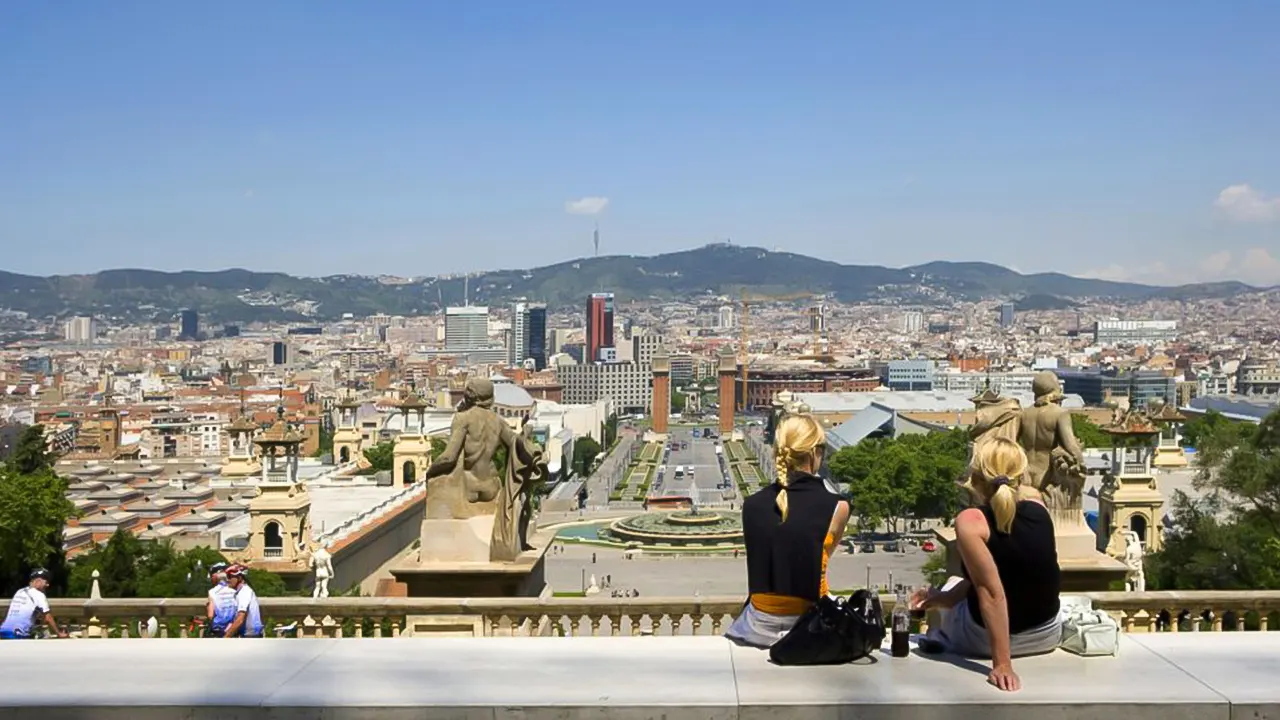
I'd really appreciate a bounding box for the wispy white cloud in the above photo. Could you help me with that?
[1214,183,1280,223]
[564,196,609,215]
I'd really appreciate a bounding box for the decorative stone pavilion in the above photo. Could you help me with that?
[1150,400,1189,469]
[393,387,431,488]
[221,397,261,478]
[332,389,364,466]
[1097,407,1166,557]
[246,405,311,565]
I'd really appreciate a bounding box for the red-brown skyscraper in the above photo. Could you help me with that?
[585,292,614,363]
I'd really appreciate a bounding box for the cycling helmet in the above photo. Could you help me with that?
[225,564,248,579]
[209,562,228,575]
[29,568,51,581]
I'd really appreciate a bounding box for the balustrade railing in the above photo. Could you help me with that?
[5,591,1278,639]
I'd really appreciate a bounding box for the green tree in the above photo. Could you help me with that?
[360,441,395,474]
[1148,410,1280,590]
[69,539,290,598]
[671,391,687,415]
[573,437,602,477]
[9,424,54,475]
[604,414,618,447]
[1070,414,1112,450]
[1180,410,1248,450]
[0,463,75,594]
[826,429,967,532]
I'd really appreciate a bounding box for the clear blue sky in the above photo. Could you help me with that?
[3,2,1279,285]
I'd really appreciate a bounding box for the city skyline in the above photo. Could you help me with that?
[3,3,1279,284]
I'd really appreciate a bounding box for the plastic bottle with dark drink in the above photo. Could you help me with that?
[891,588,910,657]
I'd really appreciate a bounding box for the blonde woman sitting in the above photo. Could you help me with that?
[726,414,850,648]
[910,437,1061,692]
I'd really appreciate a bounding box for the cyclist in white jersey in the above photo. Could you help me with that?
[222,565,264,638]
[1,569,67,639]
[205,562,238,638]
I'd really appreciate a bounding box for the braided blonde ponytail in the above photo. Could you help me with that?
[775,448,792,521]
[771,414,826,523]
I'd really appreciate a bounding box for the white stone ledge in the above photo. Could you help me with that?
[0,634,1273,719]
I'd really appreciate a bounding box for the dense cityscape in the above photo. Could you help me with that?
[4,2,1280,714]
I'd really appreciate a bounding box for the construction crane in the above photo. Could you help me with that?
[736,290,818,412]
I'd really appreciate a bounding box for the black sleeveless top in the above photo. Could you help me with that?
[742,471,841,602]
[963,501,1061,632]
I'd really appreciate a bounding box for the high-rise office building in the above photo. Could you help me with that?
[900,310,924,334]
[445,306,489,351]
[718,305,735,330]
[999,303,1016,329]
[271,341,290,366]
[509,302,530,366]
[527,304,547,370]
[179,309,200,340]
[585,292,614,363]
[64,316,97,344]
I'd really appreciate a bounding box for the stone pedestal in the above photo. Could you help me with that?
[220,455,261,478]
[390,527,554,600]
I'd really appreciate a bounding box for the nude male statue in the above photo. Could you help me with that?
[425,377,512,512]
[1018,371,1086,519]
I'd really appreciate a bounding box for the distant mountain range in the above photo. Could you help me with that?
[0,244,1267,323]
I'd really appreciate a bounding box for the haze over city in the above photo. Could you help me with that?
[3,2,1279,284]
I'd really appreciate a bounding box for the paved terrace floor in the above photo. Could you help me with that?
[1,633,1276,719]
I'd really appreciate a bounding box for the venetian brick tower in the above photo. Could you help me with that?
[651,352,671,434]
[718,350,736,434]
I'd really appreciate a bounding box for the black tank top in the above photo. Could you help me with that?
[963,501,1060,632]
[742,471,841,602]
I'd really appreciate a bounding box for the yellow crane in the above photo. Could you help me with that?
[736,290,818,411]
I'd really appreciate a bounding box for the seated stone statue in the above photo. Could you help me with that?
[1017,371,1086,523]
[424,377,547,562]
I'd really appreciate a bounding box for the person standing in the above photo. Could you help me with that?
[222,565,264,638]
[1,569,68,639]
[205,562,238,638]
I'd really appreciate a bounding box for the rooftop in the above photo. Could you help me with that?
[0,634,1272,717]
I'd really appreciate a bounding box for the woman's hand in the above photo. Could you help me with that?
[988,663,1021,692]
[909,587,933,610]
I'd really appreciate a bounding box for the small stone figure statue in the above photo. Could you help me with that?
[1123,531,1145,593]
[310,545,333,599]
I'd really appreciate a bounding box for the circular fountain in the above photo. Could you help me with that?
[600,510,744,547]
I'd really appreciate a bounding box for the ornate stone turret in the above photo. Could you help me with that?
[247,401,311,565]
[1150,399,1189,468]
[332,388,364,466]
[393,385,431,488]
[221,391,262,478]
[1097,406,1164,558]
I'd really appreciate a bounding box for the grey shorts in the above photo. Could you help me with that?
[928,598,1061,658]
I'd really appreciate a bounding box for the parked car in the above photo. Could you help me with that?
[860,543,876,554]
[921,540,937,552]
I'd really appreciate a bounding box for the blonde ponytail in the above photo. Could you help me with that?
[990,483,1017,534]
[969,437,1029,535]
[775,449,792,521]
[771,414,826,523]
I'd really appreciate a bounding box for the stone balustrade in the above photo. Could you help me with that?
[6,590,1280,639]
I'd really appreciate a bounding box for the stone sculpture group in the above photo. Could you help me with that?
[970,371,1087,526]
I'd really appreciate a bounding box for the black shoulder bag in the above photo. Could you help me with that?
[768,589,886,666]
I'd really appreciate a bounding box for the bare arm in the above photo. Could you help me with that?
[1056,412,1084,460]
[224,612,245,638]
[826,500,851,555]
[43,611,65,638]
[425,418,467,479]
[954,508,1013,669]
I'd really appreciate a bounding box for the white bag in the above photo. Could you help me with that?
[1059,607,1119,656]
